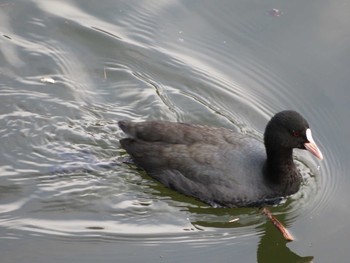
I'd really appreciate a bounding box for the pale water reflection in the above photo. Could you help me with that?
[0,0,349,263]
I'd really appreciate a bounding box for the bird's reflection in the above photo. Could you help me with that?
[257,215,313,263]
[190,206,313,263]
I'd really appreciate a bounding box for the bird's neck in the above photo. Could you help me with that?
[266,146,294,167]
[264,147,301,195]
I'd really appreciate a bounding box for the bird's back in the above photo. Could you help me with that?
[119,120,277,207]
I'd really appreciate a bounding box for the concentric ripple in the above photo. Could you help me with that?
[0,0,341,251]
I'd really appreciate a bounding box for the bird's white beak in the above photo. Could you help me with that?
[304,128,323,160]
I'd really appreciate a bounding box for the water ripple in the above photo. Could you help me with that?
[0,0,340,249]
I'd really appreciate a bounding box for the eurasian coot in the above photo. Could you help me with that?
[119,111,323,207]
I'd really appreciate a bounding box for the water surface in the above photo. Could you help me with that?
[1,1,349,262]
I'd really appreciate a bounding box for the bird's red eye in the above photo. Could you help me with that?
[292,130,300,137]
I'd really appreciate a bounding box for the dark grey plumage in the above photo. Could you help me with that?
[118,111,323,207]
